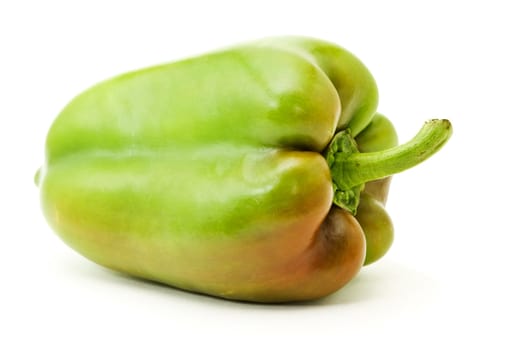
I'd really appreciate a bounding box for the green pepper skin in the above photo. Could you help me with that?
[37,37,375,302]
[356,113,398,153]
[255,37,379,135]
[44,46,342,160]
[355,192,394,265]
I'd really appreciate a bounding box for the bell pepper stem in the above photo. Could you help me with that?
[325,119,452,214]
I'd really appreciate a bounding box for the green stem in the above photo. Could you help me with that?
[325,119,452,214]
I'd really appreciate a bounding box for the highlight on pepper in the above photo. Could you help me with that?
[35,36,452,302]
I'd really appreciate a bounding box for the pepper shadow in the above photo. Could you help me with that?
[61,255,440,309]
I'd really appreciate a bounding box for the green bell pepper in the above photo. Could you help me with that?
[35,37,452,302]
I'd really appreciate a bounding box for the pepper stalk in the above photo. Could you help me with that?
[325,119,452,214]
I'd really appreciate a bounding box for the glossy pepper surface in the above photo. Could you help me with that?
[35,37,452,302]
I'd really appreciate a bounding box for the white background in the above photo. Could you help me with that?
[1,0,522,348]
